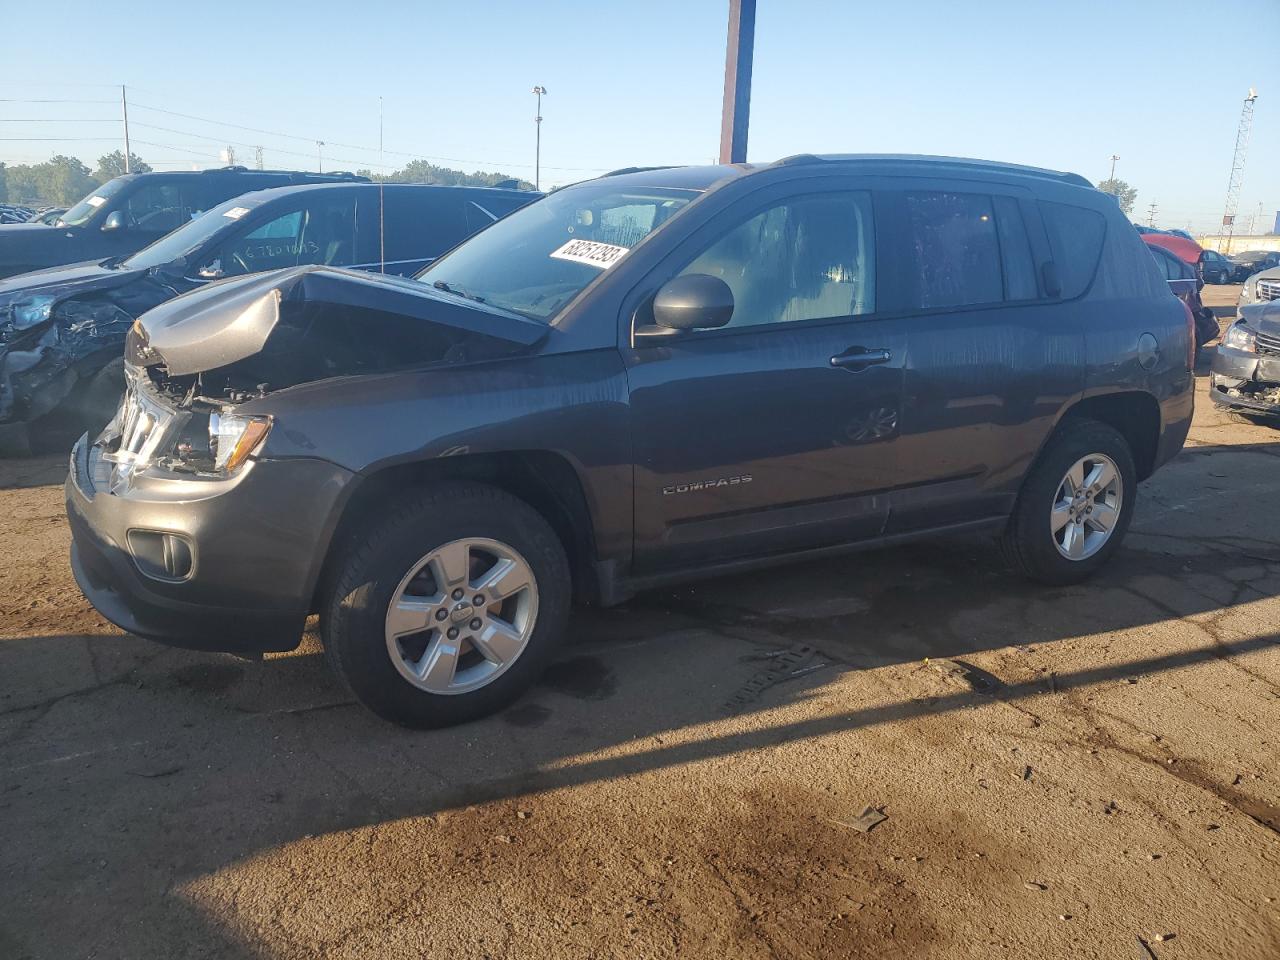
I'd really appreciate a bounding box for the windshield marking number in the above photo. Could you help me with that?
[550,238,629,270]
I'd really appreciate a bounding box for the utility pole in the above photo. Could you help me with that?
[254,146,264,170]
[316,141,325,173]
[1108,154,1119,182]
[532,86,547,191]
[1146,201,1158,228]
[719,0,757,164]
[121,85,132,173]
[1220,88,1259,255]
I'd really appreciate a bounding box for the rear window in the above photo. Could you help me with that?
[1039,201,1107,299]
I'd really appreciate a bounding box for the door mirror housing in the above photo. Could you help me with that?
[101,210,126,232]
[650,274,735,332]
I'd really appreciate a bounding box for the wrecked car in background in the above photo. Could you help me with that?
[1211,301,1280,419]
[0,182,539,454]
[0,167,368,281]
[1146,241,1219,357]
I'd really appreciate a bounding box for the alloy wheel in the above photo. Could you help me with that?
[384,537,539,694]
[1051,453,1123,561]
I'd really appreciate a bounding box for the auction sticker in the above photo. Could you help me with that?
[550,238,629,270]
[222,206,251,220]
[86,196,106,208]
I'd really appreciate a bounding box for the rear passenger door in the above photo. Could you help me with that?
[881,182,1085,534]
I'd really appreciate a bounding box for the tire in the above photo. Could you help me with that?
[1000,419,1137,585]
[322,482,570,727]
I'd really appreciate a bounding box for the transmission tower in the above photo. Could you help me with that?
[254,146,264,170]
[1220,88,1258,254]
[1146,201,1158,228]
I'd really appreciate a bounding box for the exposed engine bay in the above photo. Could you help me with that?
[112,265,548,477]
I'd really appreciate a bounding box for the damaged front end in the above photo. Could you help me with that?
[105,265,548,482]
[0,297,134,420]
[1210,303,1280,418]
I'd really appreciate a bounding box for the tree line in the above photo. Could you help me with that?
[0,152,533,207]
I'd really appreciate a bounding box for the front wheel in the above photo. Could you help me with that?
[1000,419,1136,585]
[322,482,570,727]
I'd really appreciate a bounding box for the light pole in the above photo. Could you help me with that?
[1109,154,1119,182]
[316,141,325,173]
[532,86,547,191]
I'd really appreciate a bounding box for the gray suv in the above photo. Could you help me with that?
[66,155,1194,726]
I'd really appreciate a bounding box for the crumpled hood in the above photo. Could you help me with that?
[0,260,147,307]
[137,264,549,377]
[1240,301,1280,338]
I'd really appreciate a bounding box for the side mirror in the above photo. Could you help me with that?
[646,274,735,335]
[101,210,126,232]
[197,258,225,280]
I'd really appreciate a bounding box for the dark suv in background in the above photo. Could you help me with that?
[0,166,369,280]
[66,155,1194,727]
[0,183,538,454]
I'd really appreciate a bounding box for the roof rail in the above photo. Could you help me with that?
[601,165,678,178]
[768,154,1093,189]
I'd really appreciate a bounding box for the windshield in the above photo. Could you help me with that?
[123,196,262,270]
[416,182,698,321]
[57,177,130,227]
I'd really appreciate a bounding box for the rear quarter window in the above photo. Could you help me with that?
[1039,201,1106,299]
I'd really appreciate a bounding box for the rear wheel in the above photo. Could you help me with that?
[322,482,570,727]
[1001,419,1136,585]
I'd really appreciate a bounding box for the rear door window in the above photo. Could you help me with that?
[905,192,1003,308]
[383,191,470,263]
[1039,201,1107,299]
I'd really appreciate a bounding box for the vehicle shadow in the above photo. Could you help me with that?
[2,440,1279,958]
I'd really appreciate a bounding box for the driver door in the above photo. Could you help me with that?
[623,181,906,572]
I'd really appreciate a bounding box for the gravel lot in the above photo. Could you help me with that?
[1,284,1277,959]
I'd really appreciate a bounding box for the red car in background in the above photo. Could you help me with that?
[1144,239,1219,358]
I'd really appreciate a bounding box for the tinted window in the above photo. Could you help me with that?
[906,192,1002,308]
[125,182,197,235]
[1039,201,1106,299]
[679,191,875,328]
[992,196,1037,300]
[382,192,469,262]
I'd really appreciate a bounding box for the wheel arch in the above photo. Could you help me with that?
[1055,390,1162,480]
[309,450,602,614]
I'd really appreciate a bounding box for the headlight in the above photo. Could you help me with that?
[1239,282,1254,303]
[209,411,272,474]
[1222,322,1257,353]
[11,294,57,328]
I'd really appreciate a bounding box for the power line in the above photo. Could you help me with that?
[0,98,116,104]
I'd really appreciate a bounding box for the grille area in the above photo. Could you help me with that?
[1256,329,1280,358]
[1258,278,1280,302]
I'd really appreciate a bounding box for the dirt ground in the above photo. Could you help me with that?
[1,284,1277,960]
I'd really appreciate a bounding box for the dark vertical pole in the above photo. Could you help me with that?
[719,0,756,165]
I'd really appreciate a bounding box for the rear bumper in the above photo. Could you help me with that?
[66,433,356,654]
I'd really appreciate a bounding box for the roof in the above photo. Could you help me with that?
[1142,233,1204,264]
[586,154,1093,193]
[212,181,541,206]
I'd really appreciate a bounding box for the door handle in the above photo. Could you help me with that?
[830,348,892,371]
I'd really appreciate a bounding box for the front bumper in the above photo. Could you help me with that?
[66,433,355,654]
[1209,346,1280,417]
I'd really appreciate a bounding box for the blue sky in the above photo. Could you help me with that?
[2,0,1276,234]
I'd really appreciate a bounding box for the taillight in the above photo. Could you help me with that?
[1182,300,1196,370]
